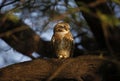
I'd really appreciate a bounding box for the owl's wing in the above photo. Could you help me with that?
[51,35,61,49]
[70,39,74,57]
[51,35,55,48]
[64,33,74,57]
[51,35,56,57]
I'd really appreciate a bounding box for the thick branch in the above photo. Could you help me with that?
[0,55,119,81]
[0,13,52,58]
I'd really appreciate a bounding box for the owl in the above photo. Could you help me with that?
[51,22,74,59]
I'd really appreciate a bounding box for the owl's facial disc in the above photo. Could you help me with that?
[57,28,66,32]
[54,22,71,33]
[56,25,69,32]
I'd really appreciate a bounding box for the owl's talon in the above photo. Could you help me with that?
[59,55,63,59]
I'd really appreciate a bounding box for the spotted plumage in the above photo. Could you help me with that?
[51,22,74,59]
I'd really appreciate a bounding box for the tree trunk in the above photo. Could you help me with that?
[75,0,113,52]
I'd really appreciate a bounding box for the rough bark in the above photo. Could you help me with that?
[0,55,119,81]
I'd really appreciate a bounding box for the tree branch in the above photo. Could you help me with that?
[0,13,52,58]
[0,55,119,81]
[0,0,18,10]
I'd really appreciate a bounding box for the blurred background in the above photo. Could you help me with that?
[0,0,120,68]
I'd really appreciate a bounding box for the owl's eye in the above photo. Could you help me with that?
[60,26,64,28]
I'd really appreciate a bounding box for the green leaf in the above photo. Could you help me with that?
[5,13,19,23]
[112,0,120,5]
[97,11,120,27]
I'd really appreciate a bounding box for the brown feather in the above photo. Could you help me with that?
[51,22,74,59]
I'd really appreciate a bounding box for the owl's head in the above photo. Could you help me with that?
[54,22,70,33]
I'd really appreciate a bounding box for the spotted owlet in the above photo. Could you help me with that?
[51,22,74,59]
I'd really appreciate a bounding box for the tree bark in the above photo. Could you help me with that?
[0,55,119,81]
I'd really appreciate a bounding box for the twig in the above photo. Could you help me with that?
[0,0,7,10]
[0,0,18,10]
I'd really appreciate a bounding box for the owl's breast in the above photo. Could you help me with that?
[52,32,73,50]
[55,37,69,50]
[55,31,68,38]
